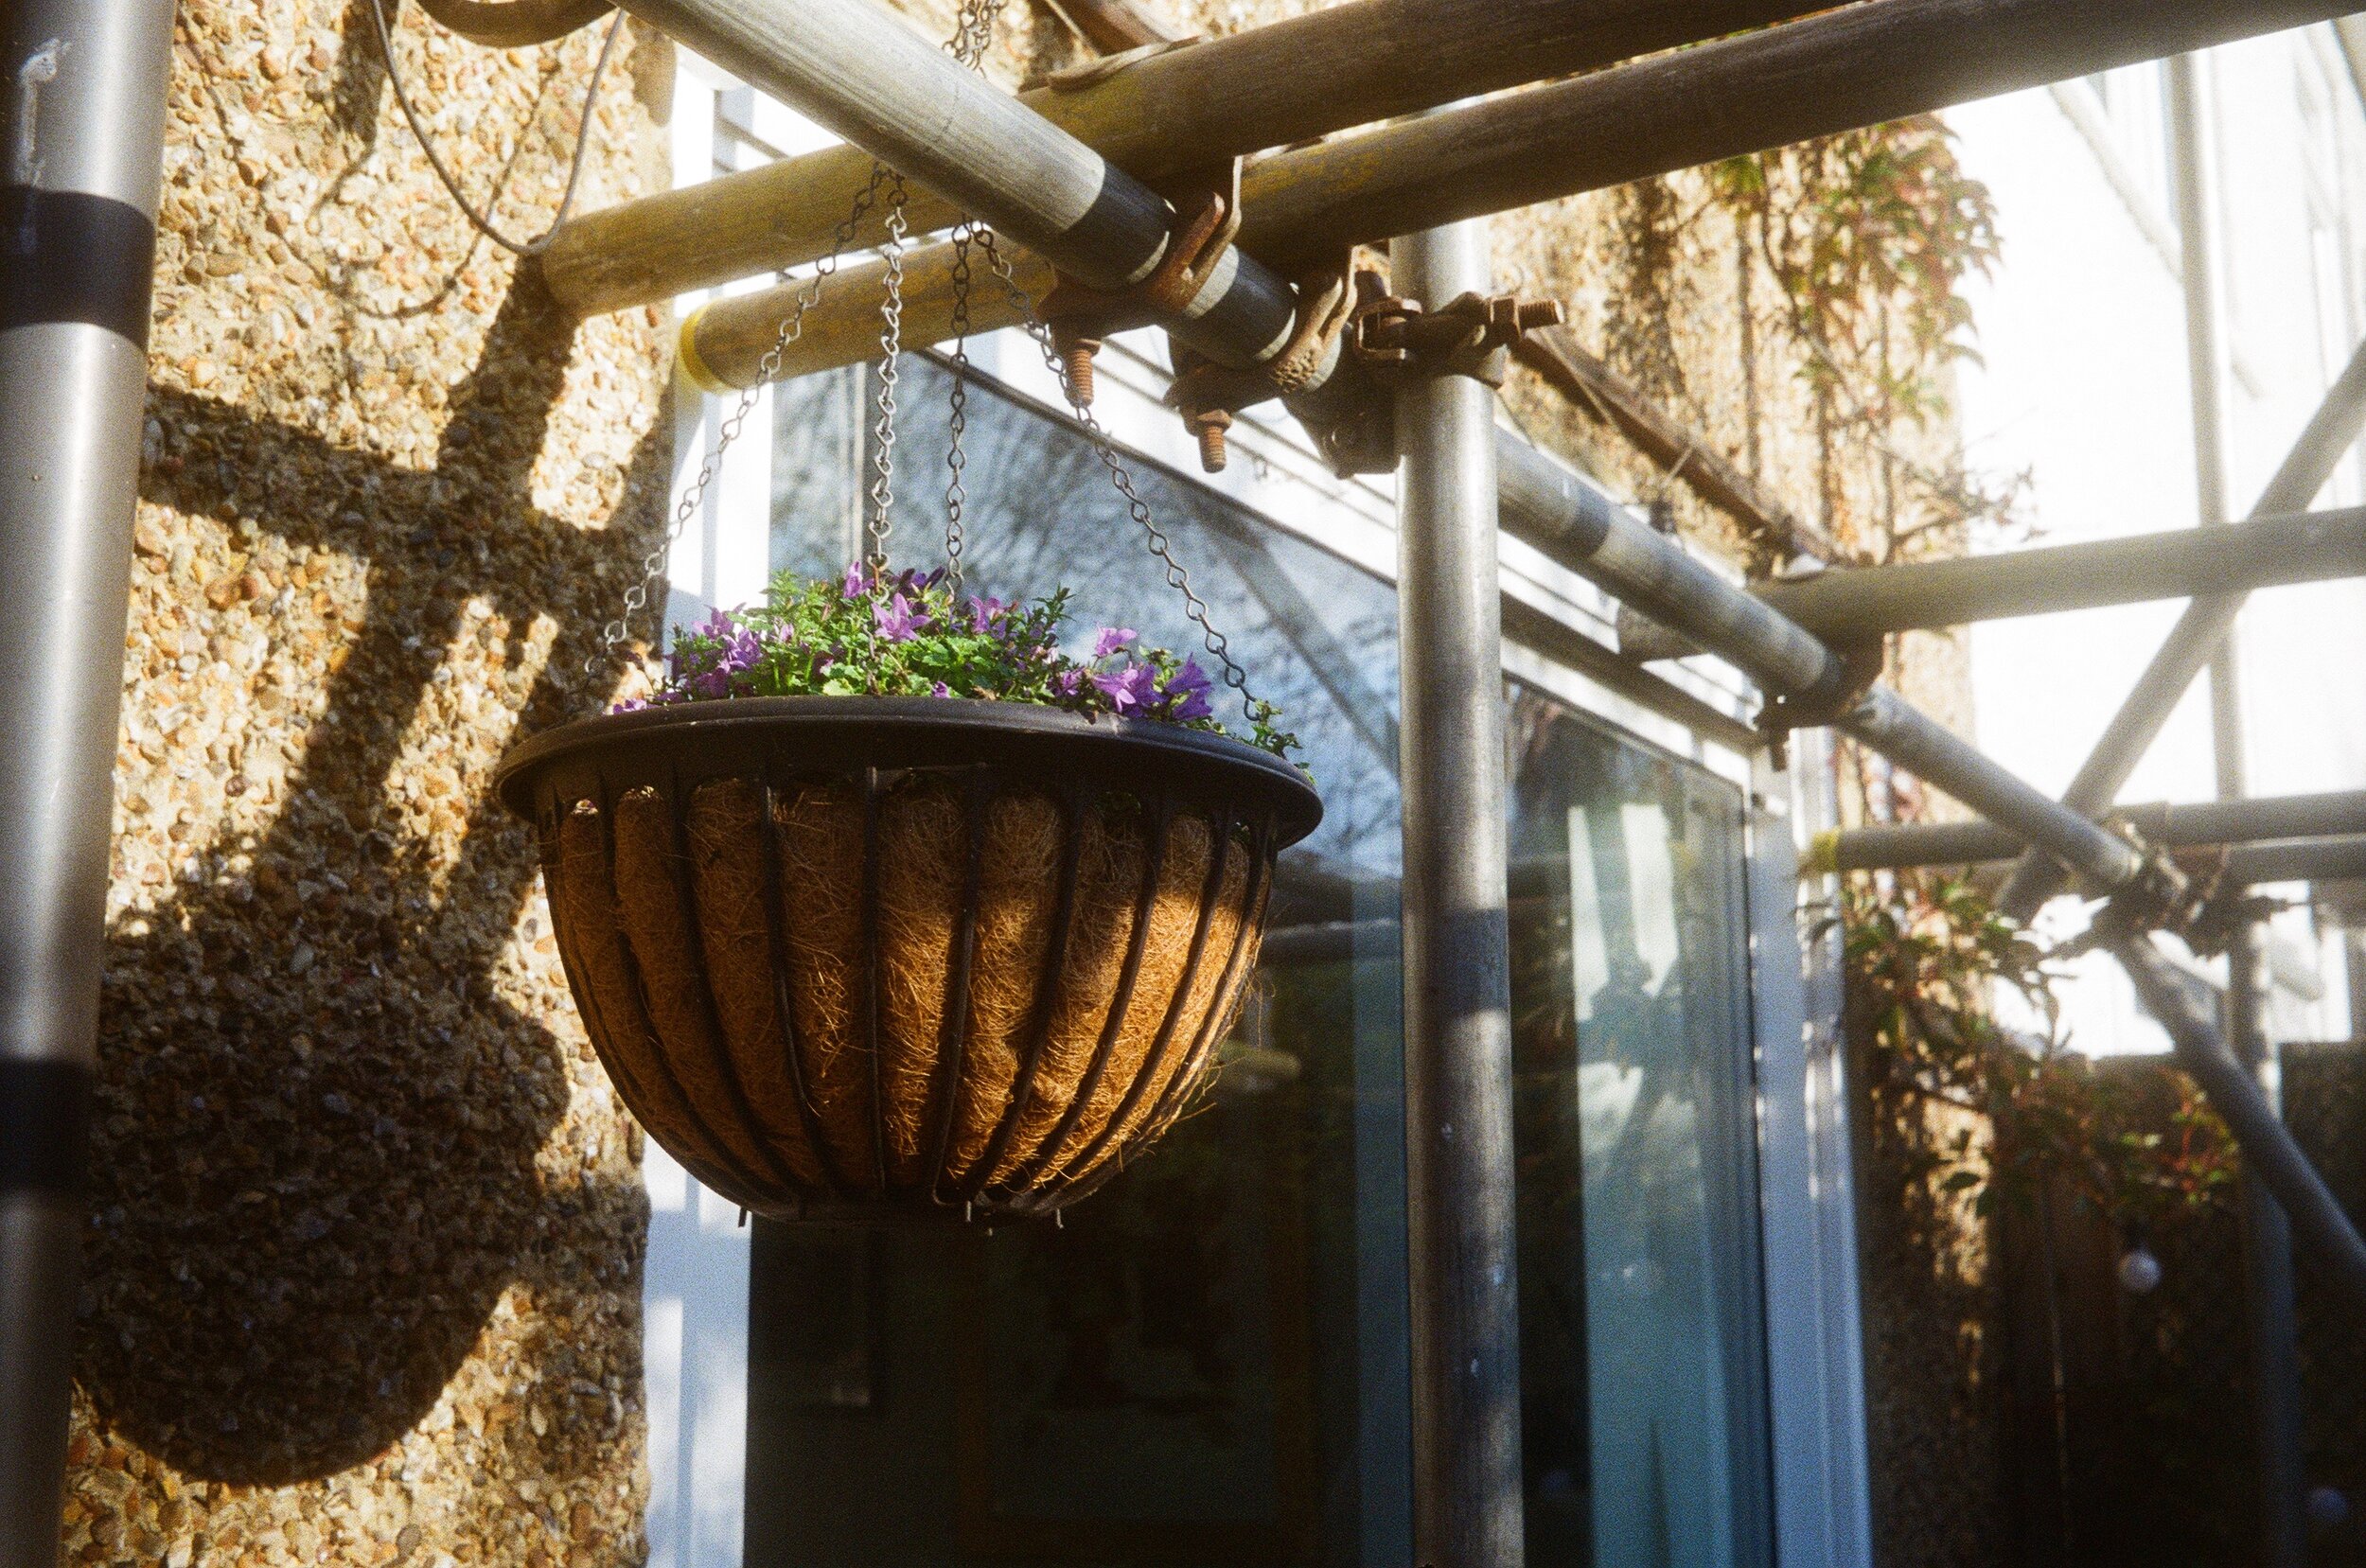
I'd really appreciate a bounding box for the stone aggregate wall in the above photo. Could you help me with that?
[64,2,672,1563]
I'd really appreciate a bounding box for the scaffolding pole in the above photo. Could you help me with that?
[1495,432,2366,1312]
[1994,330,2366,922]
[677,0,2359,384]
[0,6,175,1567]
[1394,220,1527,1568]
[612,0,1304,372]
[2113,934,2366,1303]
[1495,436,2146,890]
[543,0,1825,316]
[1814,789,2366,871]
[1616,502,2366,658]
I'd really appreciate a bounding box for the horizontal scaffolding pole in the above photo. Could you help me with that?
[1494,435,2147,892]
[2112,934,2366,1307]
[1619,503,2366,659]
[1814,789,2366,872]
[682,0,2356,388]
[2221,835,2366,888]
[546,0,1824,316]
[613,0,1300,370]
[1998,334,2366,918]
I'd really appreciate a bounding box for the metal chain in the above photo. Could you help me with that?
[946,0,998,68]
[365,0,624,257]
[938,0,998,591]
[945,221,976,592]
[974,228,1262,714]
[591,163,894,675]
[866,177,911,573]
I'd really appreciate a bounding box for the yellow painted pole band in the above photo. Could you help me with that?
[675,304,735,395]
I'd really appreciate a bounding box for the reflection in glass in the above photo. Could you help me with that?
[744,357,1772,1568]
[1510,692,1773,1568]
[747,357,1411,1567]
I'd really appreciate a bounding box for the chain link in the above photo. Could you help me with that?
[865,177,911,573]
[591,163,894,677]
[974,229,1262,716]
[938,0,998,592]
[944,221,976,593]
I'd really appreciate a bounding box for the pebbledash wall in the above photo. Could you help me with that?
[59,2,1974,1566]
[62,1,674,1563]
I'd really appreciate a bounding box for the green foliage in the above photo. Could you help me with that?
[1832,872,2237,1227]
[1706,117,2024,559]
[1712,117,2003,428]
[627,563,1300,762]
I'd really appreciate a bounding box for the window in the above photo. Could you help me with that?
[737,354,1775,1566]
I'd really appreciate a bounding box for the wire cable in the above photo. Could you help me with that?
[363,0,623,256]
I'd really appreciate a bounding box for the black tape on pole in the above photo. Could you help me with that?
[0,1060,92,1197]
[1,187,157,346]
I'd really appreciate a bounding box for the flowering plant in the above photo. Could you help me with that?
[619,564,1300,760]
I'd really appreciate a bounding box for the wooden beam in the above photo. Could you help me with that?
[1233,0,2359,264]
[539,0,1824,315]
[684,0,2357,388]
[1041,0,1174,53]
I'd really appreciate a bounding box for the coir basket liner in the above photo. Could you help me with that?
[497,696,1323,1222]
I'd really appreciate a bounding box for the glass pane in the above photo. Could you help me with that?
[1508,690,1773,1568]
[743,359,1770,1567]
[747,356,1411,1567]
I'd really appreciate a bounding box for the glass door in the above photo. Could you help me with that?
[1508,691,1774,1568]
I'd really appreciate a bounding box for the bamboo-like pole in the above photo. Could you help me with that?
[540,0,1823,316]
[1616,502,2366,658]
[680,0,2358,388]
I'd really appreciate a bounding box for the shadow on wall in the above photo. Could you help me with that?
[78,272,661,1489]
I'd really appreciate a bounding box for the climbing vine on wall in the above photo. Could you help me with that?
[1707,116,2022,562]
[1836,872,2238,1228]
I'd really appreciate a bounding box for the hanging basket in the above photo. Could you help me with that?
[497,696,1322,1222]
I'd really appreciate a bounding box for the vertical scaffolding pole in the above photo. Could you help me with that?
[1394,220,1527,1568]
[0,6,172,1565]
[2167,52,2306,1567]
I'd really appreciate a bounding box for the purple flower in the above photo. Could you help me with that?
[1160,657,1214,721]
[966,594,1008,632]
[874,592,931,643]
[1092,625,1137,659]
[842,563,870,600]
[1051,667,1086,700]
[610,696,648,714]
[1091,661,1160,715]
[930,680,950,698]
[693,666,734,699]
[694,608,738,640]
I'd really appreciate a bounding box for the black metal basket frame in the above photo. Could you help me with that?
[498,696,1322,1223]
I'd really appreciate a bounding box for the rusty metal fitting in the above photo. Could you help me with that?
[2098,837,2204,939]
[1349,282,1567,388]
[1040,159,1245,342]
[1191,409,1233,472]
[1164,262,1357,470]
[1050,326,1103,407]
